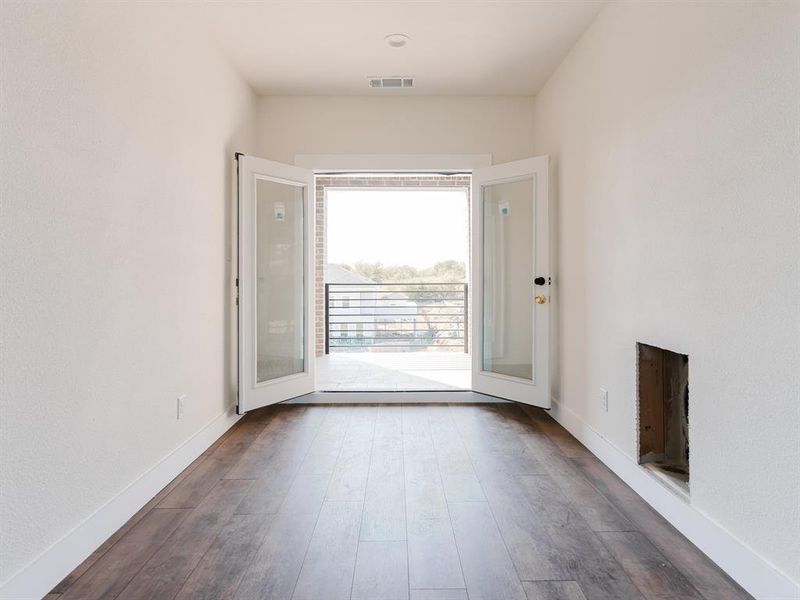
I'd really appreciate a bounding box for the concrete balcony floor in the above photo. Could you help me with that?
[316,351,471,391]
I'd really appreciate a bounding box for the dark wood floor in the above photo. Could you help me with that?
[49,403,751,600]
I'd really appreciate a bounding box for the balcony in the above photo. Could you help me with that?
[319,282,470,391]
[325,282,468,353]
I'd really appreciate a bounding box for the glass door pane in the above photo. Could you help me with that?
[481,177,533,380]
[256,178,305,383]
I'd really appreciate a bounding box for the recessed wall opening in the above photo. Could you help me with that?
[637,343,690,493]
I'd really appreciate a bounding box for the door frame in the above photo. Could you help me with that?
[294,154,491,397]
[294,154,492,173]
[235,153,553,405]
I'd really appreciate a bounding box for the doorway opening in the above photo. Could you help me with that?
[315,173,471,391]
[237,154,549,412]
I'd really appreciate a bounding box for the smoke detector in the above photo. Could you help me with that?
[368,76,414,89]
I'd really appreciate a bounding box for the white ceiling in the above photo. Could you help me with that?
[194,1,605,96]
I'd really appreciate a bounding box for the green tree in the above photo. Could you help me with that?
[335,261,466,283]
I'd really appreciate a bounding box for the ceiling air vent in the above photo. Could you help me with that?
[368,76,414,89]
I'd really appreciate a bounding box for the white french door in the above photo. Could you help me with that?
[237,155,315,413]
[471,156,551,407]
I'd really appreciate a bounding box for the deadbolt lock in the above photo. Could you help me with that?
[534,294,547,304]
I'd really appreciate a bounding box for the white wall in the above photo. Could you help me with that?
[256,96,535,164]
[0,0,255,589]
[532,0,800,586]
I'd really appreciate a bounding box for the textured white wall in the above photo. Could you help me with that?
[256,96,535,164]
[0,1,256,584]
[532,0,800,583]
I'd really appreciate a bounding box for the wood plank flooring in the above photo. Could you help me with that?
[50,403,752,600]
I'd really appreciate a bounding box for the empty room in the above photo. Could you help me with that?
[1,1,798,600]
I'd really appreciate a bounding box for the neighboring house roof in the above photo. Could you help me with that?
[326,264,375,284]
[385,292,412,301]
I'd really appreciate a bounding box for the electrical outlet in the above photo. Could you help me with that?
[600,388,609,412]
[177,395,186,420]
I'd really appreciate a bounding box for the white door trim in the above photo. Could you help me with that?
[294,154,492,172]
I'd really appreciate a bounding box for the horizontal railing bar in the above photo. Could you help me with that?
[329,299,464,302]
[331,321,464,331]
[331,298,464,309]
[330,333,463,336]
[331,338,464,342]
[328,294,464,296]
[327,282,464,286]
[328,298,464,301]
[329,330,462,333]
[330,314,466,318]
[329,318,463,321]
[329,344,467,348]
[330,304,464,315]
[331,341,465,344]
[330,326,464,329]
[327,293,464,297]
[327,297,465,301]
[330,331,464,335]
[329,328,464,332]
[329,318,464,321]
[328,297,465,300]
[329,309,464,312]
[330,336,464,346]
[325,282,469,354]
[330,336,463,339]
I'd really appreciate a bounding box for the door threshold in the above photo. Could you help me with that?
[284,391,509,404]
[319,388,469,393]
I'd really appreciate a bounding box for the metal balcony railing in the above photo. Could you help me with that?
[325,282,468,353]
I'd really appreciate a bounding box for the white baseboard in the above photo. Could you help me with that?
[547,397,799,600]
[0,409,242,600]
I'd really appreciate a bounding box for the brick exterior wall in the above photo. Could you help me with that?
[315,174,471,356]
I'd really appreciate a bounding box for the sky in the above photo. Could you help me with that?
[326,189,469,268]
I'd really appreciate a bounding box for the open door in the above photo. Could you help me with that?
[237,154,314,413]
[471,156,550,407]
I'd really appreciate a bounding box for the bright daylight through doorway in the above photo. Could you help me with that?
[318,182,471,391]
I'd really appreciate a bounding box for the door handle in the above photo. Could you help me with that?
[534,294,547,304]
